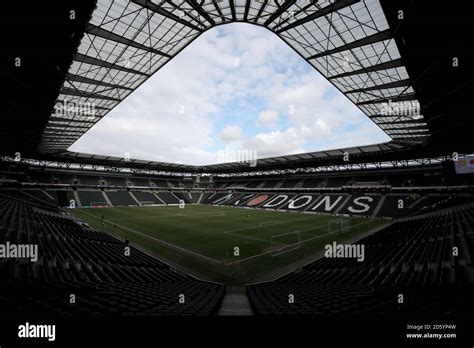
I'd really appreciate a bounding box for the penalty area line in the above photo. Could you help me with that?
[272,246,300,257]
[224,230,285,245]
[259,220,278,227]
[225,219,372,265]
[222,216,323,245]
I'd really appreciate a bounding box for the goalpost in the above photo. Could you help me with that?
[270,231,301,256]
[328,219,353,235]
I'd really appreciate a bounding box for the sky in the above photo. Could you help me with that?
[69,23,390,165]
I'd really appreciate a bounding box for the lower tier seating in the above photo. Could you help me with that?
[247,204,474,317]
[0,193,224,318]
[106,191,137,206]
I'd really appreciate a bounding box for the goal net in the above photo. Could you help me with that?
[140,201,156,206]
[328,219,353,235]
[89,201,109,208]
[270,231,301,256]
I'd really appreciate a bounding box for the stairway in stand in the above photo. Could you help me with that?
[217,286,254,316]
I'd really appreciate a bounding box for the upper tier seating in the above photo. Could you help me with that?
[262,180,279,189]
[129,178,151,186]
[325,177,349,188]
[105,176,127,186]
[78,176,102,185]
[179,180,194,189]
[151,179,168,188]
[54,174,74,184]
[280,179,301,188]
[300,178,324,188]
[28,173,53,184]
[245,181,263,189]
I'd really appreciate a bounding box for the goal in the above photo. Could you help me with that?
[140,201,156,206]
[89,201,109,208]
[270,231,301,256]
[328,219,353,235]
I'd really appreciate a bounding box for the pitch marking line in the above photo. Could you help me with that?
[222,214,323,236]
[225,219,373,265]
[224,223,328,265]
[77,209,223,264]
[223,219,329,247]
[222,216,318,245]
[259,220,278,227]
[272,246,300,257]
[108,211,227,222]
[224,231,281,245]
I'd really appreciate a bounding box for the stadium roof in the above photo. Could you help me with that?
[2,0,473,173]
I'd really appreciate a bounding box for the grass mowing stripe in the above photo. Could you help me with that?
[77,208,223,264]
[108,211,227,222]
[68,205,387,284]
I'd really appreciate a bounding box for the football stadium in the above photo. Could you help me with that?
[1,0,473,345]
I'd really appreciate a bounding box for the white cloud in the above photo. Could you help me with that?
[219,124,242,142]
[257,110,279,128]
[68,23,390,165]
[242,128,304,158]
[300,119,332,139]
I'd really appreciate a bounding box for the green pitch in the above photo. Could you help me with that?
[68,205,387,284]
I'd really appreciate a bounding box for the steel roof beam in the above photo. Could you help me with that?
[74,53,150,77]
[229,0,237,21]
[382,125,428,131]
[48,116,97,124]
[244,0,251,20]
[329,58,403,80]
[356,92,417,106]
[66,73,134,91]
[308,28,391,60]
[56,99,111,111]
[254,0,268,23]
[375,119,425,125]
[346,78,410,94]
[60,87,122,102]
[86,23,171,58]
[275,0,359,33]
[131,0,204,32]
[47,124,91,129]
[211,0,226,21]
[264,0,296,26]
[185,0,216,25]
